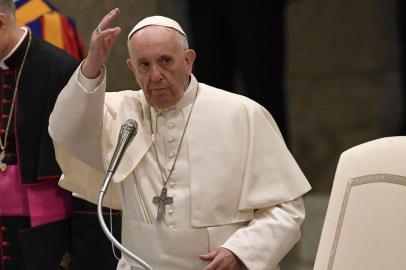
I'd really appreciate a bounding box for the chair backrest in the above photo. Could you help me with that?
[313,136,406,270]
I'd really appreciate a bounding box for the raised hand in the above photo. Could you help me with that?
[82,8,122,78]
[200,248,247,270]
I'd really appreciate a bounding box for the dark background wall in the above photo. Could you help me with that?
[48,0,404,269]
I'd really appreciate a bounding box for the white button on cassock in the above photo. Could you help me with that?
[169,153,175,158]
[168,137,175,143]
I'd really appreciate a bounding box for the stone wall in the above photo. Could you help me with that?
[284,0,402,268]
[286,0,402,194]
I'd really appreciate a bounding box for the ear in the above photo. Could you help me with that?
[0,13,8,29]
[184,49,196,75]
[127,58,134,71]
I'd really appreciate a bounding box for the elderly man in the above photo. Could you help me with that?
[49,8,311,270]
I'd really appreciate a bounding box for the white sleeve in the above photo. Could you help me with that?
[49,62,107,171]
[222,197,305,270]
[77,63,103,93]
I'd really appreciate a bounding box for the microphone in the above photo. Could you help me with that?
[107,119,138,174]
[97,119,153,270]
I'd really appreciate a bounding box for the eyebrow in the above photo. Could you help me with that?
[136,58,148,63]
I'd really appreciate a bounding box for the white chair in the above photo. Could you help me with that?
[313,136,406,270]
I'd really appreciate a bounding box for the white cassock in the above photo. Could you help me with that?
[49,63,311,270]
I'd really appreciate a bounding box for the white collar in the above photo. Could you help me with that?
[0,27,28,70]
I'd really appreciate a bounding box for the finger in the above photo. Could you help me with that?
[86,27,121,69]
[98,8,120,32]
[94,27,121,42]
[203,261,218,270]
[105,27,122,46]
[202,256,222,270]
[91,27,121,51]
[199,250,218,261]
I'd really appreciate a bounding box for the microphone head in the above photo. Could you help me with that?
[120,119,138,139]
[108,119,139,173]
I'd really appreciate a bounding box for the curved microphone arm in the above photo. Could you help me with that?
[97,172,153,270]
[97,119,153,270]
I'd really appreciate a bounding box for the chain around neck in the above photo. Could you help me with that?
[0,29,32,152]
[149,85,199,188]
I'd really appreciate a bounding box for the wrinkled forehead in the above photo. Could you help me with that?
[128,26,182,59]
[128,15,186,40]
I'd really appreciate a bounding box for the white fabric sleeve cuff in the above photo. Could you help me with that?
[77,62,104,93]
[222,197,305,270]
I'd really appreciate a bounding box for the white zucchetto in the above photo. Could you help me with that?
[128,15,186,40]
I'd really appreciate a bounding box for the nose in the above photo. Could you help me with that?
[150,64,163,82]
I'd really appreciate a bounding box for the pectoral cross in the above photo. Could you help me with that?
[0,151,7,171]
[152,187,173,222]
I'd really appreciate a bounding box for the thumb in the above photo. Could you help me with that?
[199,249,218,261]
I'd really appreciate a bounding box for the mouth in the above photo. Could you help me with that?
[151,86,168,90]
[149,87,171,99]
[150,87,170,94]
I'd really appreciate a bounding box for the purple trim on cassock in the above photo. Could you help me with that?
[27,181,71,227]
[0,165,29,216]
[0,165,71,227]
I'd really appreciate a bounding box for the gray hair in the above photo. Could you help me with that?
[0,0,16,21]
[175,30,189,50]
[127,27,189,60]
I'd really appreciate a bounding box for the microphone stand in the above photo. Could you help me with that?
[97,119,153,270]
[97,172,153,270]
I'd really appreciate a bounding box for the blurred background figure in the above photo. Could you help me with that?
[0,1,120,269]
[15,0,84,61]
[187,1,289,139]
[0,0,77,268]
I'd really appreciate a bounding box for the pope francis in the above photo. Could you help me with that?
[48,8,312,270]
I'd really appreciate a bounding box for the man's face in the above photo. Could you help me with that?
[0,10,17,61]
[0,12,9,60]
[127,26,195,110]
